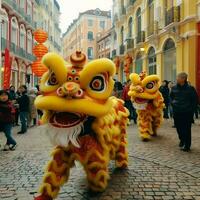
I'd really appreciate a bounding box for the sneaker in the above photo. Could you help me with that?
[181,146,190,152]
[17,131,26,134]
[179,141,184,148]
[9,144,17,151]
[3,144,10,151]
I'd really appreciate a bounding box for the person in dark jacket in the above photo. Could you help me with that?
[0,90,17,150]
[17,85,30,134]
[159,80,170,119]
[170,72,198,152]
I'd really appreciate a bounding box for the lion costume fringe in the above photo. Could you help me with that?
[34,51,129,200]
[128,72,164,141]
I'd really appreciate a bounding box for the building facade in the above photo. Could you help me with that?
[62,8,111,61]
[111,0,200,97]
[0,0,61,90]
[96,29,111,59]
[35,0,61,54]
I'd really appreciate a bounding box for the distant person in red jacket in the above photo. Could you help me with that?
[0,90,17,151]
[122,80,137,124]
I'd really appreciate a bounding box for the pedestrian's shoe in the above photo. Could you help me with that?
[17,131,26,134]
[9,144,17,151]
[179,141,184,148]
[34,194,53,200]
[181,146,190,152]
[3,144,10,151]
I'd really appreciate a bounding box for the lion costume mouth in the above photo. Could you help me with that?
[134,97,149,104]
[49,112,87,128]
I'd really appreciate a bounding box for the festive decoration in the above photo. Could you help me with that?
[34,51,129,200]
[128,72,164,141]
[124,54,132,81]
[32,29,48,77]
[3,49,12,89]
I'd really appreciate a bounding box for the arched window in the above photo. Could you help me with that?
[148,47,156,74]
[1,9,8,41]
[163,38,176,81]
[135,52,143,74]
[136,8,142,43]
[120,26,124,44]
[27,31,32,54]
[147,0,154,36]
[128,17,133,37]
[88,31,94,40]
[11,17,19,45]
[87,47,93,59]
[20,25,26,49]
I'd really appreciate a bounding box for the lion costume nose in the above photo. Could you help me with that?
[57,82,84,98]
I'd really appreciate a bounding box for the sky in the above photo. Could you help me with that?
[57,0,112,34]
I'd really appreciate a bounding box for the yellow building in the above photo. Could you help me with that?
[112,0,200,96]
[62,8,111,61]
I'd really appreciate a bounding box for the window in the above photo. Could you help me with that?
[27,31,32,54]
[88,19,93,26]
[114,31,117,41]
[11,18,18,45]
[100,21,105,29]
[136,8,142,43]
[88,31,94,40]
[148,47,156,75]
[87,47,93,59]
[135,52,143,74]
[148,0,154,36]
[120,26,124,45]
[128,17,133,37]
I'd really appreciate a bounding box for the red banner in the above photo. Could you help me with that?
[3,48,12,90]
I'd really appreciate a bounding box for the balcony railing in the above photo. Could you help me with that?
[1,37,35,62]
[119,44,125,55]
[126,39,134,50]
[136,31,145,44]
[165,6,181,26]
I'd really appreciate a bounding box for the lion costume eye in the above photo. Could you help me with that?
[146,81,155,89]
[47,72,58,86]
[89,74,105,92]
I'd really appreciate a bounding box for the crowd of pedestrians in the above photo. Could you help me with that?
[0,72,199,152]
[0,85,40,151]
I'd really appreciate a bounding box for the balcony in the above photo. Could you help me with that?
[119,44,125,55]
[126,39,134,50]
[136,31,145,44]
[165,6,181,26]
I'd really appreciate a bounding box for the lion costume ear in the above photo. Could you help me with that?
[42,53,68,84]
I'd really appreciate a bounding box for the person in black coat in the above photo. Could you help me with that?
[170,72,198,152]
[17,85,30,134]
[159,80,170,119]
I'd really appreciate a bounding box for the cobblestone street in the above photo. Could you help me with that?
[0,120,200,200]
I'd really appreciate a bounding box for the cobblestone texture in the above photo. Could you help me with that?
[0,120,200,200]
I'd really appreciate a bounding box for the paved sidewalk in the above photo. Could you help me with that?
[0,120,200,200]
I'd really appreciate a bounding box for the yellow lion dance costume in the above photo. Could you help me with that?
[128,72,164,141]
[34,51,129,200]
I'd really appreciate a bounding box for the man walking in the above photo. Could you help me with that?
[170,72,198,152]
[17,85,30,134]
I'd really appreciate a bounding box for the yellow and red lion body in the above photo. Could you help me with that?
[128,72,164,141]
[34,51,129,200]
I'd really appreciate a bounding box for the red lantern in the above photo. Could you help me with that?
[34,29,48,43]
[32,60,48,77]
[33,44,48,58]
